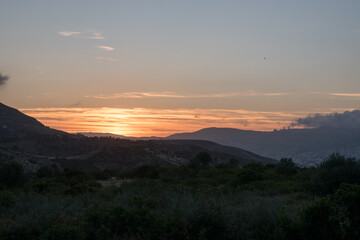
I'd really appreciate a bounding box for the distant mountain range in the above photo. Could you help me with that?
[0,102,275,172]
[167,127,360,166]
[79,127,360,166]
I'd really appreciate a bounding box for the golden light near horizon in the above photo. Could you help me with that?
[19,107,352,137]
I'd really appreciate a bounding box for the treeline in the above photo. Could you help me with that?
[0,153,360,239]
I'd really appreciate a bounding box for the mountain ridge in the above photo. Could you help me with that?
[0,102,65,135]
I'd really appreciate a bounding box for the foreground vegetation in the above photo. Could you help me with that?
[1,153,360,240]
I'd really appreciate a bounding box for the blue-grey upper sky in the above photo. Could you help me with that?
[0,1,359,135]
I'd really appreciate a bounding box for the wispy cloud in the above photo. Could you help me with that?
[88,32,105,40]
[97,45,115,51]
[85,91,288,99]
[58,30,105,39]
[307,92,360,98]
[352,29,360,33]
[245,91,288,97]
[0,73,9,88]
[330,93,360,97]
[96,56,119,62]
[58,31,82,37]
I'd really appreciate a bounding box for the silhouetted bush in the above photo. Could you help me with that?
[188,206,230,240]
[63,168,84,178]
[188,152,213,170]
[276,158,298,175]
[0,190,14,208]
[237,168,263,184]
[228,158,239,167]
[128,165,161,179]
[36,164,59,178]
[3,154,360,240]
[196,152,212,166]
[315,153,360,194]
[298,183,360,240]
[90,169,118,180]
[39,224,85,240]
[232,163,264,185]
[0,162,26,188]
[84,203,169,240]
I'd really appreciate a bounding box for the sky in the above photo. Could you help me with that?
[0,0,359,136]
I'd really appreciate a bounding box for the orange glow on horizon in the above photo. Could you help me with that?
[20,107,336,137]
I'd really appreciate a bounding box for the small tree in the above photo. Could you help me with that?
[276,158,297,175]
[188,152,213,170]
[196,152,212,166]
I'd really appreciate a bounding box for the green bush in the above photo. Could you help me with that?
[298,183,360,240]
[315,153,360,194]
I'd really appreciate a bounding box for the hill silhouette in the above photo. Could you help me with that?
[0,102,65,136]
[0,102,276,172]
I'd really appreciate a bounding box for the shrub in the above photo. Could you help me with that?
[196,152,212,166]
[0,162,26,188]
[36,165,59,178]
[228,158,239,167]
[233,163,265,185]
[0,190,14,208]
[237,168,263,184]
[188,152,213,170]
[276,158,298,176]
[315,153,360,194]
[129,165,161,179]
[188,206,230,240]
[298,183,360,240]
[84,204,168,240]
[39,224,85,240]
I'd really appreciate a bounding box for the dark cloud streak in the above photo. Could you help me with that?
[0,73,9,87]
[291,110,360,129]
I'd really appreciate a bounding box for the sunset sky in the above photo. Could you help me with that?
[1,1,359,136]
